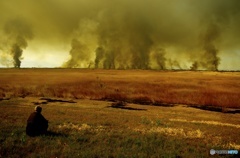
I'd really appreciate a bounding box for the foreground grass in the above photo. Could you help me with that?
[0,69,239,108]
[0,97,239,157]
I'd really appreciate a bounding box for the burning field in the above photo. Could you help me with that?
[0,0,240,157]
[0,69,240,157]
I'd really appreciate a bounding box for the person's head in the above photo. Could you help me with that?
[35,106,42,113]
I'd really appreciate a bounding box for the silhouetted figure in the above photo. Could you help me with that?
[26,106,48,136]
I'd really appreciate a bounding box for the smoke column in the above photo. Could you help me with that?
[202,23,221,71]
[62,0,240,70]
[63,38,91,68]
[3,19,33,68]
[190,23,221,71]
[0,0,239,70]
[151,48,167,70]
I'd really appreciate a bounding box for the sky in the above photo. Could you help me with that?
[0,0,240,70]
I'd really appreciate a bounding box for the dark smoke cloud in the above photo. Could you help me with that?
[189,0,240,70]
[63,38,91,68]
[3,19,33,68]
[191,23,221,71]
[190,62,198,71]
[151,48,167,70]
[94,47,104,69]
[201,23,221,71]
[0,0,239,70]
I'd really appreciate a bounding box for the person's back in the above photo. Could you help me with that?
[26,106,48,136]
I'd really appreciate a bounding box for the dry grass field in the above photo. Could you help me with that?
[0,68,240,108]
[0,69,240,157]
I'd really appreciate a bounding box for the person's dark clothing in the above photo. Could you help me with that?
[26,112,48,136]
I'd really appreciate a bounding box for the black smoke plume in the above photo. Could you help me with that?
[152,48,167,70]
[0,0,240,70]
[190,62,198,71]
[201,23,221,71]
[4,19,33,68]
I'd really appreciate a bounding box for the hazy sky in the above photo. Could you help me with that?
[0,0,240,70]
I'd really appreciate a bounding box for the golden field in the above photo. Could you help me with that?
[0,69,240,157]
[0,68,239,108]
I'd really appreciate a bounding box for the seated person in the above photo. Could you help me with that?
[26,106,48,136]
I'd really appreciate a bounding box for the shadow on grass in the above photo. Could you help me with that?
[190,105,240,114]
[0,98,10,101]
[27,131,68,137]
[40,98,76,103]
[32,97,77,105]
[44,131,68,137]
[152,102,176,107]
[108,106,147,111]
[108,101,147,111]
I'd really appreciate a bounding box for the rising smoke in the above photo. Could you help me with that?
[3,19,33,68]
[190,23,221,71]
[0,0,239,70]
[151,48,167,70]
[201,23,221,71]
